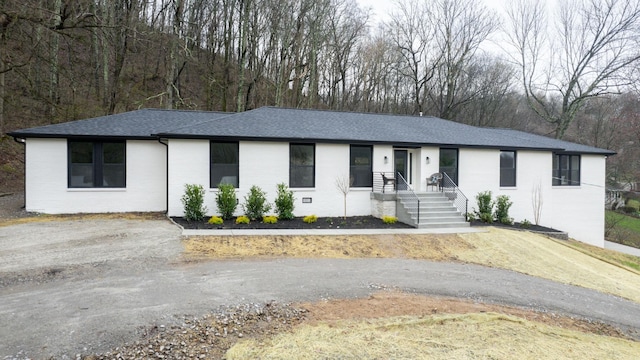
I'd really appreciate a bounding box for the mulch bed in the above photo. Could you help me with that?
[172,215,413,230]
[470,220,563,233]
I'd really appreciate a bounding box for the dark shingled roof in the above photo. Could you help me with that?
[8,109,231,139]
[9,106,615,155]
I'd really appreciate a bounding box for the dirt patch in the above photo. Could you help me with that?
[87,292,631,360]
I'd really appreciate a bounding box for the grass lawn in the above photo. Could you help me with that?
[606,210,640,248]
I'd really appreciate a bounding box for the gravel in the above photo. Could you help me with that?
[1,216,640,359]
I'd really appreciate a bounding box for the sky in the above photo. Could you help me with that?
[356,0,508,24]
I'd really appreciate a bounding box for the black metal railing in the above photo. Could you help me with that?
[396,172,420,223]
[372,171,398,193]
[441,172,468,218]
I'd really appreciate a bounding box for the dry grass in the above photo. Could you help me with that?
[0,212,166,227]
[182,233,471,261]
[184,228,640,304]
[226,312,640,359]
[455,228,640,304]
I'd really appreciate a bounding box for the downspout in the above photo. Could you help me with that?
[12,137,26,209]
[158,138,169,214]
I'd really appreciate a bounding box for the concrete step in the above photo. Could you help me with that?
[416,221,470,229]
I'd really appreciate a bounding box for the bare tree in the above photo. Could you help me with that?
[505,0,640,139]
[335,174,353,219]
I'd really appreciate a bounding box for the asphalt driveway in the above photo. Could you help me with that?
[1,219,639,359]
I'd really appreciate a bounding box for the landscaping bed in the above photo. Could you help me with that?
[470,220,568,239]
[172,216,413,230]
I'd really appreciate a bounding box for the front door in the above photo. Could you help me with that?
[394,149,408,190]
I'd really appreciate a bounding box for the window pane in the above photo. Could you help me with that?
[500,151,516,187]
[439,148,458,184]
[103,143,125,164]
[290,144,314,187]
[350,145,372,187]
[103,164,126,187]
[211,142,239,188]
[71,142,93,163]
[69,142,94,187]
[553,154,580,186]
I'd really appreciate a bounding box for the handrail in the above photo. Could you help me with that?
[441,172,468,218]
[396,172,420,223]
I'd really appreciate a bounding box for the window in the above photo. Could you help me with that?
[500,151,516,187]
[68,141,125,188]
[553,154,580,186]
[290,143,315,187]
[350,145,373,187]
[210,142,239,188]
[439,148,458,184]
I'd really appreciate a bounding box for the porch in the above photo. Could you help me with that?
[370,171,469,229]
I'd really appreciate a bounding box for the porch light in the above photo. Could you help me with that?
[384,156,388,164]
[426,156,430,164]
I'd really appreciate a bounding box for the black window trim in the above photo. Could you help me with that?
[67,140,126,188]
[499,150,517,187]
[210,141,240,188]
[289,143,315,188]
[553,153,581,186]
[350,144,373,188]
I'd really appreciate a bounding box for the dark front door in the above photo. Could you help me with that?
[394,149,408,190]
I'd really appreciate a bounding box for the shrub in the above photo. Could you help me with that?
[494,195,513,225]
[235,215,250,224]
[243,185,271,220]
[274,183,295,220]
[621,206,638,214]
[627,199,640,211]
[474,191,494,223]
[382,215,398,224]
[262,215,278,224]
[216,183,238,220]
[520,219,532,229]
[181,184,207,222]
[303,214,318,223]
[207,216,223,225]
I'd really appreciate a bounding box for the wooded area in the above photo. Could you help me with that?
[2,0,640,191]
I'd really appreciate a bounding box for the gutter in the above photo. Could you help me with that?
[12,137,26,209]
[158,138,169,214]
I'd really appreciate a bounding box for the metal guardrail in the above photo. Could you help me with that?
[441,172,468,218]
[396,172,420,223]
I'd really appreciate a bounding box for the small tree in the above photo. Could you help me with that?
[531,182,543,225]
[274,183,295,220]
[216,183,238,220]
[243,185,271,220]
[335,174,353,219]
[474,190,494,223]
[181,184,207,222]
[494,195,513,225]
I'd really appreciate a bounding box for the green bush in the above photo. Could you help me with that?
[207,216,223,225]
[243,185,271,220]
[216,183,238,220]
[494,195,513,225]
[627,199,640,211]
[274,183,295,220]
[474,191,494,223]
[621,206,638,214]
[181,184,207,222]
[262,215,278,224]
[382,215,398,224]
[235,215,250,224]
[303,214,318,223]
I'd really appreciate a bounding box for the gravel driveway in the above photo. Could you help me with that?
[1,218,639,359]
